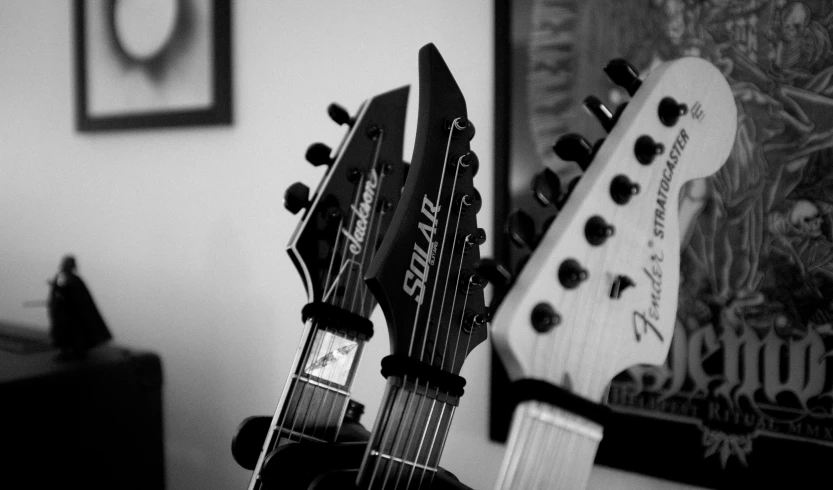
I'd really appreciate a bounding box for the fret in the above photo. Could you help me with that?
[267,426,328,445]
[495,401,603,490]
[369,450,439,473]
[357,376,458,490]
[291,374,352,396]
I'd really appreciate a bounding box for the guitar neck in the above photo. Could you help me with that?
[356,375,458,490]
[248,318,367,490]
[495,401,603,490]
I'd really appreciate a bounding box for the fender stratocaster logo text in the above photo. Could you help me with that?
[632,248,665,342]
[653,128,689,239]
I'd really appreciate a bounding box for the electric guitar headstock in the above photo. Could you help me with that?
[353,42,484,490]
[366,44,487,376]
[287,86,410,316]
[241,88,410,490]
[492,56,737,405]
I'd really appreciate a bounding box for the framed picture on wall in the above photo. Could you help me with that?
[492,0,833,487]
[73,0,232,131]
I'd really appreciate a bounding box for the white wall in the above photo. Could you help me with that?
[0,2,697,489]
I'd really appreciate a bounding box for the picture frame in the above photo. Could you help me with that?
[491,0,833,487]
[74,0,232,131]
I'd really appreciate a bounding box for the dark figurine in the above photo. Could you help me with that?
[48,255,111,360]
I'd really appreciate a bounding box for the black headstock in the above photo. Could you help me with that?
[287,87,409,317]
[366,44,486,375]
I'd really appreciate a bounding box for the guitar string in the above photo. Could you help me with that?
[282,170,366,444]
[519,403,547,489]
[365,119,459,489]
[245,317,324,490]
[504,403,534,489]
[366,383,412,488]
[310,204,388,442]
[405,117,458,356]
[417,274,474,489]
[390,120,466,488]
[404,202,467,488]
[391,380,433,488]
[306,142,388,441]
[529,404,556,489]
[315,203,389,441]
[411,122,475,489]
[248,214,349,487]
[297,132,386,442]
[424,405,456,490]
[274,146,370,448]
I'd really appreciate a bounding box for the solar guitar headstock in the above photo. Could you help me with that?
[355,42,487,490]
[242,86,410,490]
[490,57,737,489]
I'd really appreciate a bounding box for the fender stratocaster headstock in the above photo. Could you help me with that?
[366,43,487,375]
[287,87,409,315]
[491,57,737,403]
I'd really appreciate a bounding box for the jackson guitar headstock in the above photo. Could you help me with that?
[244,86,410,490]
[490,57,737,489]
[356,43,487,490]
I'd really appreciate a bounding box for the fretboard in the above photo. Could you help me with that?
[356,375,458,490]
[248,318,367,490]
[494,401,603,490]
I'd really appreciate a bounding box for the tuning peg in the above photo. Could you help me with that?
[448,117,476,140]
[531,302,561,333]
[284,182,311,214]
[506,209,538,249]
[532,168,562,207]
[585,215,615,246]
[475,258,513,288]
[658,97,688,127]
[327,103,354,127]
[610,175,640,205]
[634,135,664,165]
[553,134,593,171]
[461,228,487,252]
[305,143,334,167]
[583,95,615,132]
[604,59,642,96]
[558,259,588,289]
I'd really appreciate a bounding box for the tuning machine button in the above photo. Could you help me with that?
[532,167,562,207]
[327,103,354,127]
[585,216,615,246]
[475,258,513,288]
[305,143,334,167]
[531,302,561,333]
[558,259,588,289]
[610,175,640,205]
[583,95,615,132]
[463,309,489,333]
[604,59,642,96]
[553,133,595,171]
[634,135,664,165]
[506,209,538,249]
[658,97,688,127]
[284,182,311,214]
[449,118,476,140]
[451,151,480,176]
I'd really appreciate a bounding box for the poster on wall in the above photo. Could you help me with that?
[492,0,833,487]
[74,0,232,131]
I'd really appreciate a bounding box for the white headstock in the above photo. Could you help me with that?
[491,57,737,403]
